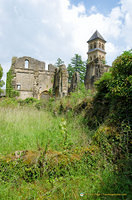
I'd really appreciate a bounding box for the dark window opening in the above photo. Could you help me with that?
[90,44,92,49]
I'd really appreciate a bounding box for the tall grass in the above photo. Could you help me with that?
[0,107,90,155]
[0,103,131,199]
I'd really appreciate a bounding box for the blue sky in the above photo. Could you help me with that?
[0,0,132,85]
[71,0,120,14]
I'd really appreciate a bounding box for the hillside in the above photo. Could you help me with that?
[0,51,132,199]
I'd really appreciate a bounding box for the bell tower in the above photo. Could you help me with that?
[87,30,106,62]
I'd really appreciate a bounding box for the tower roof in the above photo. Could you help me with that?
[87,30,106,43]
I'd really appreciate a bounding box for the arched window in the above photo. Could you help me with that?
[25,60,29,69]
[102,44,104,50]
[94,42,96,48]
[90,56,92,61]
[90,44,92,49]
[94,55,96,59]
[99,43,101,48]
[17,84,21,90]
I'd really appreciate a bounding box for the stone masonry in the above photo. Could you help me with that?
[85,30,110,89]
[11,56,56,99]
[69,72,80,93]
[84,58,110,90]
[53,65,68,98]
[10,57,69,100]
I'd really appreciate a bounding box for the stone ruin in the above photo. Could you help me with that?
[53,65,68,98]
[9,57,73,100]
[10,56,56,100]
[6,31,111,100]
[7,55,109,100]
[69,72,80,93]
[84,58,110,90]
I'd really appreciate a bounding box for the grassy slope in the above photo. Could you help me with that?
[0,95,131,199]
[0,107,90,155]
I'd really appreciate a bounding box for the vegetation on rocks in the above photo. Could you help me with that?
[0,64,5,95]
[6,57,19,98]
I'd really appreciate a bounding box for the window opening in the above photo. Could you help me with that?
[90,44,92,49]
[17,85,21,90]
[94,42,96,48]
[25,60,29,69]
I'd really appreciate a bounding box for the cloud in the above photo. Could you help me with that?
[90,6,98,14]
[0,0,132,86]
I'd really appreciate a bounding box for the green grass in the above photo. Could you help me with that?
[0,105,131,199]
[0,107,90,155]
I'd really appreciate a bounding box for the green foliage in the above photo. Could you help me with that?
[93,50,132,126]
[0,64,5,95]
[0,51,132,199]
[52,83,93,116]
[6,68,19,98]
[0,97,18,107]
[55,58,64,67]
[59,118,68,146]
[18,97,38,106]
[109,50,132,97]
[67,54,86,82]
[95,72,112,98]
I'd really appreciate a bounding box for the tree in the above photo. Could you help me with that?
[95,50,132,125]
[67,54,86,82]
[0,65,5,95]
[55,58,64,67]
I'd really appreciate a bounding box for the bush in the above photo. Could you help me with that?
[93,50,132,127]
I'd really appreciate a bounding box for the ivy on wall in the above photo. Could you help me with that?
[6,57,19,98]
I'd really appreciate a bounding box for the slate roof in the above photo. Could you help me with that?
[88,48,106,53]
[87,30,106,42]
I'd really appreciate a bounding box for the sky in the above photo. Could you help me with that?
[0,0,132,85]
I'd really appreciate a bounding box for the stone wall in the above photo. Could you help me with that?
[53,65,68,98]
[84,58,110,90]
[8,56,109,100]
[69,72,80,93]
[11,56,56,99]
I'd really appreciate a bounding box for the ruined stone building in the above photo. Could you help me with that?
[7,30,110,99]
[53,65,68,98]
[85,30,110,89]
[69,72,80,93]
[10,56,68,99]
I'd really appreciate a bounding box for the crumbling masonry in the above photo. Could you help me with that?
[9,56,69,100]
[7,30,110,99]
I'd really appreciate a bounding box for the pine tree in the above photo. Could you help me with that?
[67,54,86,82]
[55,58,64,67]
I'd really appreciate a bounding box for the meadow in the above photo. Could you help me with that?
[0,106,90,155]
[0,101,131,199]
